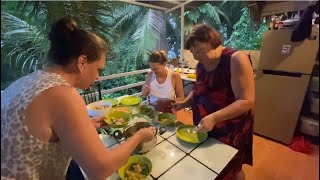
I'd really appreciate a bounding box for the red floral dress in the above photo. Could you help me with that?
[192,48,254,180]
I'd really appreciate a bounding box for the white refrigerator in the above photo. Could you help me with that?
[254,27,319,144]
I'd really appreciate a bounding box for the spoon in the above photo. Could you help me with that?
[186,124,202,134]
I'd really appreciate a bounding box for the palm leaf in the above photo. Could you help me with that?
[131,9,165,63]
[1,12,49,72]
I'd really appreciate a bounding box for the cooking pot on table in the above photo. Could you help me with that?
[123,122,167,153]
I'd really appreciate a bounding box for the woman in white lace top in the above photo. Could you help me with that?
[1,17,155,180]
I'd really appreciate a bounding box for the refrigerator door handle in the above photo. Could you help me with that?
[261,70,303,77]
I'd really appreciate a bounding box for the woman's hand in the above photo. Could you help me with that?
[197,114,216,133]
[136,127,156,143]
[141,85,150,96]
[174,101,187,111]
[91,116,107,129]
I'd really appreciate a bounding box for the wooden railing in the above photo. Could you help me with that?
[96,68,150,97]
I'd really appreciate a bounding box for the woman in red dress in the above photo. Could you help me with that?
[175,24,255,180]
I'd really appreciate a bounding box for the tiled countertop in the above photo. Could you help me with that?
[82,121,238,180]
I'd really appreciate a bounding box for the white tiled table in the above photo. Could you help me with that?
[82,122,238,180]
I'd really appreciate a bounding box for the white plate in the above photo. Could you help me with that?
[87,101,112,117]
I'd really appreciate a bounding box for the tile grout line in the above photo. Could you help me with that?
[155,154,188,179]
[153,138,218,179]
[167,137,220,174]
[150,138,187,179]
[188,154,219,175]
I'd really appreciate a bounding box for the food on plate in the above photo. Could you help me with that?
[113,106,132,113]
[92,105,110,110]
[128,116,149,125]
[124,163,149,180]
[111,117,126,125]
[158,118,171,124]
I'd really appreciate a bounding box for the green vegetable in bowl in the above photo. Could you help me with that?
[157,113,176,126]
[138,105,155,118]
[159,118,171,124]
[125,163,149,180]
[105,111,131,128]
[118,155,152,180]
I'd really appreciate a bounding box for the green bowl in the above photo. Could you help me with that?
[157,113,176,126]
[138,104,155,118]
[176,125,208,144]
[120,96,141,106]
[105,111,131,128]
[118,155,152,180]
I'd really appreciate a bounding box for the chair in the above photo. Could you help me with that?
[79,82,102,105]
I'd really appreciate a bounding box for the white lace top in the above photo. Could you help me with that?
[1,70,72,180]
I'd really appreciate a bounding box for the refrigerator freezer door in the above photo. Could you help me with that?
[254,72,310,144]
[259,27,319,74]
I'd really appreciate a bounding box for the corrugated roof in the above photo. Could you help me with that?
[131,1,317,21]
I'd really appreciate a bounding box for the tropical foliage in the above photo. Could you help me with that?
[1,1,267,95]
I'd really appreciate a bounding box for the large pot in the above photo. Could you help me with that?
[123,122,166,153]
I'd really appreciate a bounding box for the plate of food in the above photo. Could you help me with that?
[128,114,152,126]
[157,112,176,126]
[118,155,152,180]
[103,98,118,106]
[112,106,133,114]
[176,125,208,144]
[105,111,131,128]
[86,101,112,117]
[120,96,142,106]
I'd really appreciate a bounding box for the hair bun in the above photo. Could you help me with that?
[49,17,78,43]
[159,50,167,57]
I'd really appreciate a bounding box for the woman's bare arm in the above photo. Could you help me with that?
[172,72,185,102]
[46,86,149,179]
[210,51,255,123]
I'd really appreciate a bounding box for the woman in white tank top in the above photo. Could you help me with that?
[142,50,185,112]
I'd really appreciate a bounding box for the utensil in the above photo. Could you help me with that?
[186,128,198,134]
[158,126,167,135]
[186,124,203,133]
[100,127,123,140]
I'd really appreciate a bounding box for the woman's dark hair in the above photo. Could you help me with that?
[148,50,168,64]
[48,17,107,65]
[185,24,222,50]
